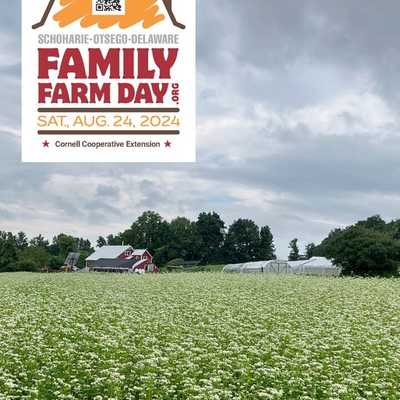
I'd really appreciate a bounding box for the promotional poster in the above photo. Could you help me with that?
[22,0,196,162]
[2,1,400,399]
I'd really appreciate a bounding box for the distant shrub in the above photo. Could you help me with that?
[15,259,40,272]
[167,258,185,267]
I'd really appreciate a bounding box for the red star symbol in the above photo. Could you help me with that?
[164,140,172,148]
[42,140,50,148]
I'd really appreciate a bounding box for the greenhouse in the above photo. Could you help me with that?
[291,257,341,276]
[223,263,245,273]
[223,260,291,274]
[241,261,269,274]
[223,257,341,276]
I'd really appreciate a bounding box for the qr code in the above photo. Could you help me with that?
[93,0,126,15]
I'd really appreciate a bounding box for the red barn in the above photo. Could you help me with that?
[85,245,158,273]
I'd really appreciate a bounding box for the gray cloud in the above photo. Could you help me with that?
[96,185,120,199]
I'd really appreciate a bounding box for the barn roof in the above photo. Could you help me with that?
[86,245,133,261]
[132,249,148,256]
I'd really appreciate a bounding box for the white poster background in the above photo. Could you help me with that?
[22,0,196,163]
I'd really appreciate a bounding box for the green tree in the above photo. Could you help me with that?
[288,238,300,261]
[323,226,400,276]
[167,217,200,261]
[0,232,18,272]
[77,238,92,252]
[106,234,122,245]
[50,234,77,258]
[305,243,316,259]
[356,215,387,232]
[16,232,29,251]
[97,236,107,247]
[17,246,49,271]
[30,234,49,249]
[196,212,225,264]
[313,215,400,276]
[16,259,40,272]
[258,225,276,260]
[121,211,170,254]
[314,228,342,257]
[75,252,88,269]
[153,245,171,267]
[393,225,400,240]
[224,219,260,263]
[48,255,65,270]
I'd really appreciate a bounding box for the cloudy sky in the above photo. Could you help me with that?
[1,1,400,257]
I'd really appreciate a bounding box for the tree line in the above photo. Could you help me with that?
[97,211,276,266]
[0,211,276,272]
[0,232,92,272]
[1,212,400,276]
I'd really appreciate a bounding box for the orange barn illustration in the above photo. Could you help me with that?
[32,0,185,30]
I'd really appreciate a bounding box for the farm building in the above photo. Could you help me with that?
[223,263,245,273]
[223,257,340,276]
[223,260,291,274]
[290,257,341,276]
[85,245,158,273]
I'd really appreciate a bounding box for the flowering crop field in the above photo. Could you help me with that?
[1,273,400,400]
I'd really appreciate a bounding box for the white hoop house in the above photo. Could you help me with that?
[223,260,291,274]
[223,257,341,276]
[223,263,245,273]
[290,257,341,276]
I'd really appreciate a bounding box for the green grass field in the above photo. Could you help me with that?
[1,273,400,399]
